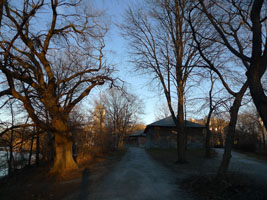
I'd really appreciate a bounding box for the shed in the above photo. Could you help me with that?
[128,130,146,147]
[145,117,205,148]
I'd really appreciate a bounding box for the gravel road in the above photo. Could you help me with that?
[81,147,192,200]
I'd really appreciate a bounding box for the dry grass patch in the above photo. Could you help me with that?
[234,148,267,162]
[146,147,217,172]
[0,148,127,200]
[147,147,266,200]
[181,173,267,200]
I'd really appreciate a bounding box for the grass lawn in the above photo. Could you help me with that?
[146,147,217,174]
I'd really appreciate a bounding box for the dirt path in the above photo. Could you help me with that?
[214,148,267,185]
[70,147,192,200]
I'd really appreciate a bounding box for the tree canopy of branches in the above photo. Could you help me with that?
[96,88,143,149]
[0,0,113,173]
[121,0,201,163]
[0,0,5,27]
[198,0,267,129]
[186,0,267,176]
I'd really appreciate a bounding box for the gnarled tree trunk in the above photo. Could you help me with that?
[50,133,78,174]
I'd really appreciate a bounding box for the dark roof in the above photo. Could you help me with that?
[144,116,205,132]
[129,130,145,137]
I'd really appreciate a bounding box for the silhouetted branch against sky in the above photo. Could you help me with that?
[0,0,115,127]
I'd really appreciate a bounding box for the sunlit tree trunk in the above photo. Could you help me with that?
[35,127,40,167]
[50,133,78,173]
[118,138,124,149]
[28,133,34,166]
[0,0,112,175]
[49,116,78,173]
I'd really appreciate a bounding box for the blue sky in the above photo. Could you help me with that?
[91,0,161,124]
[89,0,223,124]
[0,0,235,125]
[89,0,226,125]
[0,0,159,125]
[0,0,261,128]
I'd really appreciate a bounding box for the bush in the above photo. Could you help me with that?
[257,146,267,156]
[236,141,257,152]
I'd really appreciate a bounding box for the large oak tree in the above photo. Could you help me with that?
[0,0,113,173]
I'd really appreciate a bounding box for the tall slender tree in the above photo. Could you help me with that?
[121,0,200,163]
[188,3,249,176]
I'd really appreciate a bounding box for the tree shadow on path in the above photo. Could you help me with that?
[78,168,90,200]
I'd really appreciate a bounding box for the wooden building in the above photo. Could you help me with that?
[127,130,146,147]
[145,117,205,149]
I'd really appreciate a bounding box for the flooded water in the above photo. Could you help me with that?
[0,151,8,177]
[0,150,34,177]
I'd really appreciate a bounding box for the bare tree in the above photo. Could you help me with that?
[99,88,143,149]
[154,102,171,120]
[121,0,201,163]
[199,71,226,158]
[0,0,114,173]
[238,105,266,150]
[0,100,33,175]
[188,3,249,176]
[198,0,267,129]
[7,101,15,176]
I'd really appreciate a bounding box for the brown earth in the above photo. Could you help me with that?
[0,150,126,200]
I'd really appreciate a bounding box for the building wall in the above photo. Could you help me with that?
[128,136,146,147]
[146,126,204,149]
[138,137,146,147]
